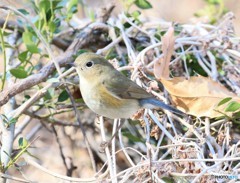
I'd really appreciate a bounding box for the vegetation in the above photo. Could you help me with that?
[0,0,239,182]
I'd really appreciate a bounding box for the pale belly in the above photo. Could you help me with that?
[83,93,140,119]
[80,81,140,119]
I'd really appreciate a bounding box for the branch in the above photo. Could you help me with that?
[0,5,112,107]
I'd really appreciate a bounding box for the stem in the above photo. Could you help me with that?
[0,12,10,91]
[5,137,39,171]
[0,30,6,91]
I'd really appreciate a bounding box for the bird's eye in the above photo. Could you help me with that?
[86,61,94,68]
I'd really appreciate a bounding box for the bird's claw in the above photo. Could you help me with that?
[99,141,109,153]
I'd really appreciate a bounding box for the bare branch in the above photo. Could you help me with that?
[0,4,113,107]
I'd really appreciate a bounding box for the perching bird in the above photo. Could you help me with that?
[72,52,185,119]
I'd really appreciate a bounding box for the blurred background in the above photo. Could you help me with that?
[2,0,240,35]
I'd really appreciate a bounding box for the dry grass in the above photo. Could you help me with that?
[0,3,240,183]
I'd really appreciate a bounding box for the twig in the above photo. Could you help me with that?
[25,157,97,182]
[0,173,30,183]
[52,126,76,176]
[0,12,109,107]
[99,117,115,181]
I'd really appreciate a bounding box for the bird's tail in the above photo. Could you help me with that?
[140,98,186,116]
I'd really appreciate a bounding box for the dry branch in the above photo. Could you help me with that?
[0,5,112,107]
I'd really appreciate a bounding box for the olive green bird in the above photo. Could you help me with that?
[72,52,185,119]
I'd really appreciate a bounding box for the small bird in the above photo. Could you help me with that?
[72,52,185,119]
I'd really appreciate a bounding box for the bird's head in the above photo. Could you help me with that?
[73,52,114,79]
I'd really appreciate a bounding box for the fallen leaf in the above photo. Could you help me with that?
[153,26,240,118]
[161,76,240,117]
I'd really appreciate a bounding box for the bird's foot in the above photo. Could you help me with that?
[99,141,110,153]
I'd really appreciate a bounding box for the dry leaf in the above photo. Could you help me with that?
[153,26,240,118]
[161,76,240,118]
[154,26,175,79]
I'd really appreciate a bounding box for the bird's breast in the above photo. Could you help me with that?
[79,78,140,119]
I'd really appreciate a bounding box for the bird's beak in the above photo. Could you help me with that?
[68,62,76,67]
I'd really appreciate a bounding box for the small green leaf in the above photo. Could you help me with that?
[18,51,29,63]
[18,137,28,149]
[27,45,39,53]
[35,19,44,30]
[49,22,56,33]
[54,18,61,28]
[39,0,50,13]
[44,88,55,100]
[22,32,33,45]
[9,118,17,125]
[18,9,29,15]
[25,95,31,100]
[58,90,69,102]
[22,32,39,53]
[218,97,232,106]
[10,68,28,79]
[132,10,141,19]
[0,115,18,128]
[225,101,240,112]
[67,0,78,20]
[135,0,152,9]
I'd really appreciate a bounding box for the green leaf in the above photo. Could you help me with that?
[18,137,28,149]
[218,97,232,106]
[54,18,61,28]
[49,22,56,33]
[58,90,69,102]
[9,118,17,125]
[10,68,28,79]
[27,45,39,53]
[233,111,240,118]
[44,88,55,100]
[18,51,29,63]
[135,0,152,9]
[225,101,240,112]
[67,0,78,20]
[132,10,141,19]
[35,19,44,30]
[22,32,39,53]
[18,9,29,15]
[0,115,18,128]
[22,32,33,45]
[39,0,50,13]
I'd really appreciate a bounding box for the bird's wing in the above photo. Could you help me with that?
[103,71,152,99]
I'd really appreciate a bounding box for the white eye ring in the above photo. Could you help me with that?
[85,61,94,68]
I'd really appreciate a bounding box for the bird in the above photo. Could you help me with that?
[72,52,185,119]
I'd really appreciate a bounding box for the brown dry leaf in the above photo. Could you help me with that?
[154,26,175,80]
[153,27,240,117]
[161,76,240,118]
